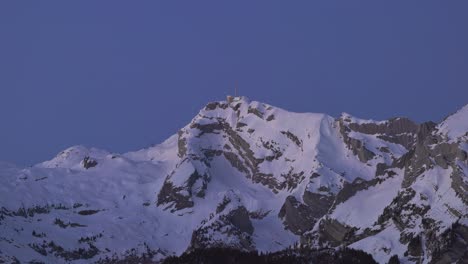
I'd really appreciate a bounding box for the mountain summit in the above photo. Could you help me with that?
[1,98,467,263]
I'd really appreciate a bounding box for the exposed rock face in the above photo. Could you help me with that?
[157,159,210,212]
[226,207,254,235]
[189,192,254,251]
[279,191,336,236]
[205,101,228,111]
[1,99,467,264]
[377,188,417,227]
[334,177,379,207]
[338,120,376,163]
[398,134,467,188]
[339,115,437,155]
[345,117,435,149]
[161,101,468,263]
[82,156,98,169]
[189,210,255,252]
[302,191,334,218]
[161,98,311,200]
[451,166,468,204]
[348,117,419,135]
[317,218,356,247]
[406,235,423,260]
[279,196,316,235]
[428,222,468,264]
[281,131,303,149]
[157,180,194,212]
[248,106,264,119]
[177,131,187,158]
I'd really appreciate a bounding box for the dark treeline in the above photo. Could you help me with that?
[162,247,377,264]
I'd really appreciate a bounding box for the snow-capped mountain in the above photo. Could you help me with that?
[1,97,466,264]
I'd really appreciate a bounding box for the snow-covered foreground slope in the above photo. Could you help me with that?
[0,97,467,264]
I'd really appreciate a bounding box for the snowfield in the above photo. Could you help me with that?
[0,97,467,264]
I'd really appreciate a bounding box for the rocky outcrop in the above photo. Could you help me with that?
[226,207,254,235]
[189,197,254,252]
[397,133,467,188]
[182,113,306,193]
[177,131,187,158]
[317,218,357,247]
[334,177,379,207]
[405,235,423,261]
[377,188,418,227]
[279,196,318,235]
[205,102,228,111]
[248,106,264,119]
[429,222,468,264]
[340,115,437,152]
[278,191,334,236]
[302,191,334,217]
[338,119,376,163]
[82,156,98,169]
[157,180,194,212]
[164,101,468,262]
[281,131,303,149]
[348,117,419,135]
[157,162,209,212]
[2,99,467,264]
[451,166,468,204]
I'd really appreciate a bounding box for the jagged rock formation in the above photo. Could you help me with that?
[0,97,466,263]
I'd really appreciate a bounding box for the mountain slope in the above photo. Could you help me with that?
[0,97,466,264]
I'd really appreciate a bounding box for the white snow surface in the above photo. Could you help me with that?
[437,103,468,141]
[0,98,467,263]
[350,223,408,264]
[331,169,403,229]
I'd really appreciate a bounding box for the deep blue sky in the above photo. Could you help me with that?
[1,1,467,166]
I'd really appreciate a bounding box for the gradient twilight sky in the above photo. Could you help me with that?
[1,1,467,166]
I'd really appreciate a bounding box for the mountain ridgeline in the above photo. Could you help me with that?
[1,97,467,264]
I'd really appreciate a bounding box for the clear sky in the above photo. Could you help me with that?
[1,1,467,166]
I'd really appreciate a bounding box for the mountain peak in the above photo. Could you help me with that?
[36,145,110,169]
[438,103,468,140]
[1,100,467,263]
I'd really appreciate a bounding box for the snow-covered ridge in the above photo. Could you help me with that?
[340,112,389,125]
[35,145,111,169]
[0,98,467,264]
[437,103,468,141]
